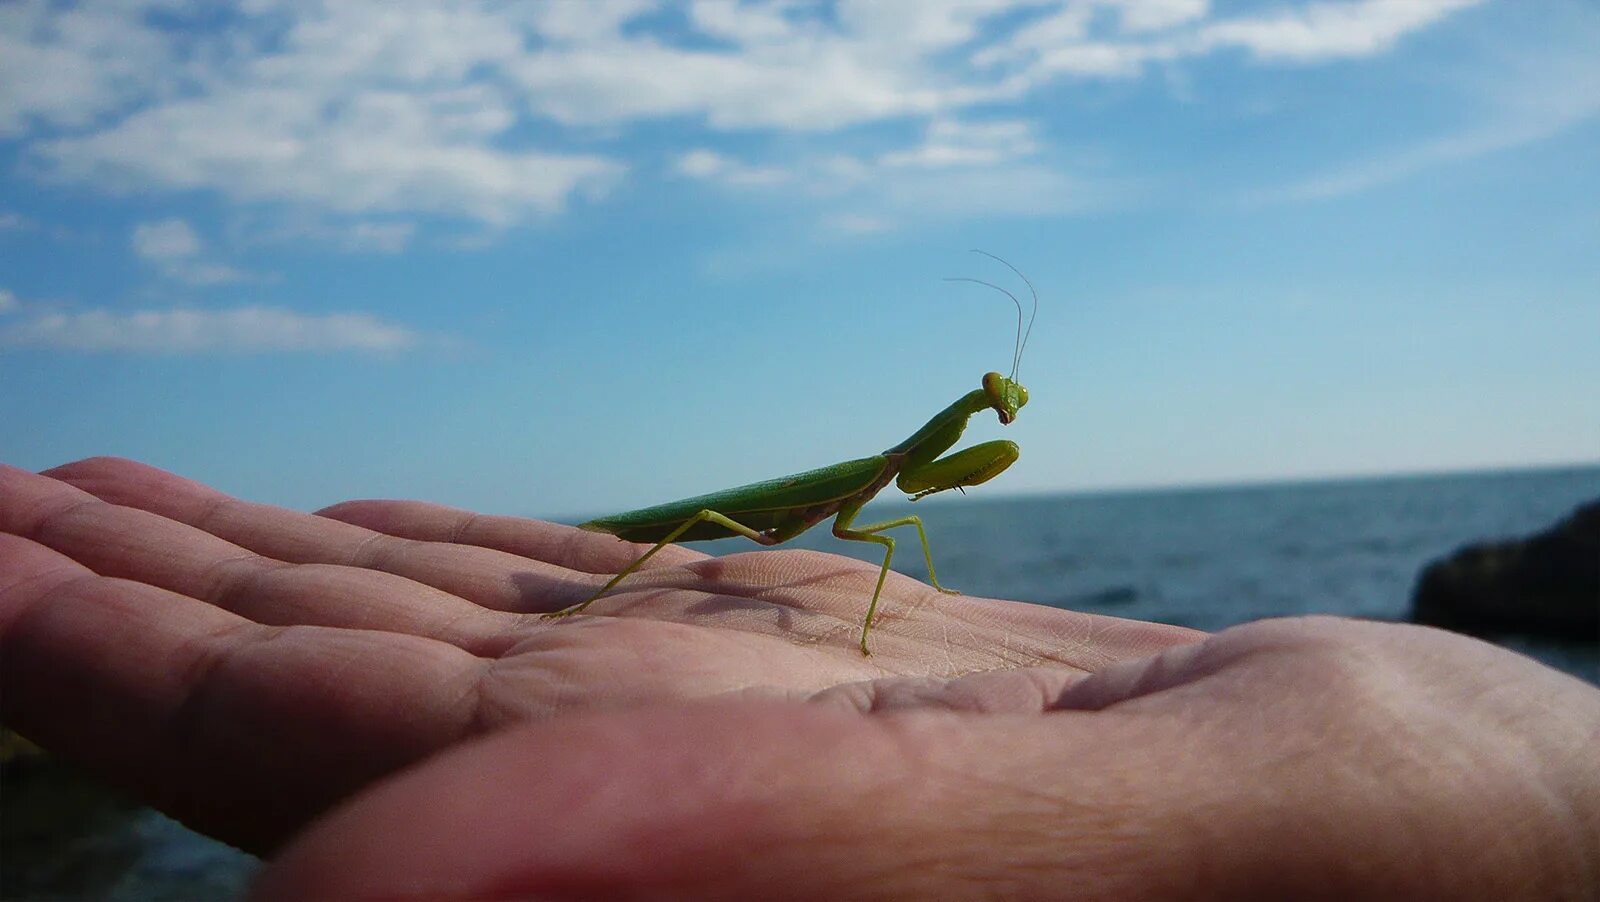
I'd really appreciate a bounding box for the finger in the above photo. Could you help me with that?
[0,465,530,647]
[39,458,597,613]
[252,702,1184,900]
[315,498,706,573]
[47,455,694,574]
[0,533,484,853]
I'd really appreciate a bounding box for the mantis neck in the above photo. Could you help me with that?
[884,389,989,457]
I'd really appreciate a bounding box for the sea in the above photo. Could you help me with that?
[6,465,1596,899]
[719,463,1600,681]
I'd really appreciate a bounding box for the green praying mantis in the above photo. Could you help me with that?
[544,252,1038,654]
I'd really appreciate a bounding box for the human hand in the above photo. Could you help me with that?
[256,616,1600,900]
[0,457,1198,852]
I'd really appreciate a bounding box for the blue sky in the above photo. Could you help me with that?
[1,0,1596,519]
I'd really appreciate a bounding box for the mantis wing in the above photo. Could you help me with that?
[580,455,892,543]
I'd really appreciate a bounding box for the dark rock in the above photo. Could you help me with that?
[1411,498,1600,641]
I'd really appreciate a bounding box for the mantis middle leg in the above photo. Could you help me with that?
[831,503,960,655]
[544,509,776,619]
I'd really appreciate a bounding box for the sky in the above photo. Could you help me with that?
[1,0,1597,520]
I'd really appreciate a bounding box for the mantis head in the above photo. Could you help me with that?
[948,251,1038,427]
[983,372,1029,425]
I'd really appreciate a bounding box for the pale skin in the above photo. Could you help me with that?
[2,458,1597,899]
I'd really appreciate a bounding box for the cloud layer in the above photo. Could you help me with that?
[0,305,421,354]
[2,0,1497,230]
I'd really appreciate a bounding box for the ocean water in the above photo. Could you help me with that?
[699,464,1600,681]
[7,465,1596,899]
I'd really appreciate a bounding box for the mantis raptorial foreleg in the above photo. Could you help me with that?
[544,509,777,619]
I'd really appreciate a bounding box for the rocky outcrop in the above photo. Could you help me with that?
[1411,498,1599,640]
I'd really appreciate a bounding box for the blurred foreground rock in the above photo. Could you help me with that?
[0,727,259,899]
[1411,498,1599,641]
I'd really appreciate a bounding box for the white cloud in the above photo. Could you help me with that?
[0,211,36,231]
[0,306,422,354]
[986,0,1486,80]
[692,143,1130,236]
[161,261,253,287]
[688,0,799,44]
[680,114,1056,230]
[1035,40,1173,78]
[675,149,792,186]
[43,85,623,226]
[0,2,173,137]
[505,40,965,132]
[683,117,1039,190]
[130,218,250,285]
[239,218,419,254]
[132,219,201,260]
[880,118,1040,168]
[0,289,18,314]
[1198,0,1485,62]
[1113,0,1210,33]
[340,222,417,254]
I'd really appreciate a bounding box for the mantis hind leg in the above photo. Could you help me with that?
[832,506,959,656]
[543,510,775,620]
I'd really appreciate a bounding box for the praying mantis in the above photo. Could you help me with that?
[545,252,1038,654]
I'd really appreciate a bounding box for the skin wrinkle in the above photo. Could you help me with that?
[197,550,510,654]
[1191,640,1580,897]
[946,666,1077,711]
[15,493,102,544]
[0,559,87,620]
[604,581,870,645]
[436,605,525,660]
[45,464,585,615]
[0,568,102,644]
[808,662,1082,714]
[197,551,285,612]
[940,594,1110,666]
[742,584,900,641]
[14,479,302,617]
[469,657,562,725]
[318,498,701,576]
[339,525,397,571]
[186,490,236,538]
[921,722,1072,817]
[445,509,482,547]
[164,618,280,761]
[877,715,1148,895]
[460,654,503,736]
[1435,687,1597,890]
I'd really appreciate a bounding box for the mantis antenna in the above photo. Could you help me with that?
[943,250,1040,382]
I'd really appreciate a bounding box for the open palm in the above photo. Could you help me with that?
[0,457,1199,853]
